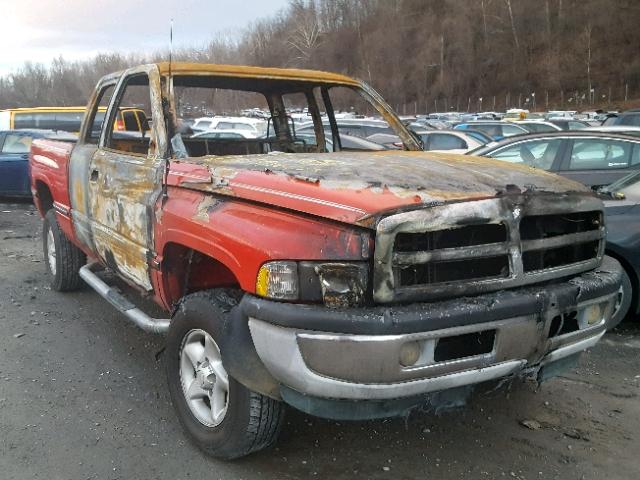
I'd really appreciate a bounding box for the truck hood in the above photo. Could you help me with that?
[167,150,589,227]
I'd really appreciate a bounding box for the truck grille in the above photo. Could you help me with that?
[373,196,605,303]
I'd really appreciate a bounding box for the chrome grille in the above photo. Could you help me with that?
[373,195,605,304]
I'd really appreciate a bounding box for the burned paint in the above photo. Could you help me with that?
[164,150,589,228]
[155,62,362,87]
[193,196,222,223]
[372,192,605,304]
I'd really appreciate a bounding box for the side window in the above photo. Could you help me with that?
[85,84,115,144]
[502,124,525,137]
[2,134,32,154]
[13,113,35,129]
[105,75,152,155]
[122,111,139,131]
[619,115,640,127]
[477,125,501,138]
[632,144,640,166]
[54,112,84,132]
[282,92,318,147]
[428,134,466,150]
[569,140,632,170]
[567,121,587,130]
[324,86,383,148]
[363,126,393,137]
[490,139,561,169]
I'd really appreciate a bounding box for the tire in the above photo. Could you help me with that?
[609,267,633,330]
[43,209,86,292]
[166,290,285,460]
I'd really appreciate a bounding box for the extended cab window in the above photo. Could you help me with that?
[105,75,152,156]
[85,84,115,144]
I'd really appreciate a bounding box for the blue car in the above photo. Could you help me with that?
[0,129,75,198]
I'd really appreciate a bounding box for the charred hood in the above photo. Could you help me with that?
[167,150,592,227]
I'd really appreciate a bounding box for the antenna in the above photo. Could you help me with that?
[169,18,173,77]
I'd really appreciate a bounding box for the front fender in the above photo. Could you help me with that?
[154,187,369,294]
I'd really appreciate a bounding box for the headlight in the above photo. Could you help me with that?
[313,263,369,308]
[256,261,299,300]
[255,261,369,307]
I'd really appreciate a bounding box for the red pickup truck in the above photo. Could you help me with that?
[29,62,622,459]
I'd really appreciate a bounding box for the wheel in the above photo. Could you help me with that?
[609,267,633,329]
[43,209,86,292]
[166,290,285,459]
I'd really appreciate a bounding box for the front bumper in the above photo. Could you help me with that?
[240,256,621,408]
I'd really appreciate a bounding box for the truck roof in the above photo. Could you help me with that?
[154,62,361,86]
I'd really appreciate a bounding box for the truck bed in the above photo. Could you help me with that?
[30,138,76,238]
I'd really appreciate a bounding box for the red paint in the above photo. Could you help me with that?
[167,162,424,225]
[29,139,79,243]
[152,187,366,310]
[32,141,370,312]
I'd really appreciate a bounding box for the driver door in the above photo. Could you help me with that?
[87,66,167,290]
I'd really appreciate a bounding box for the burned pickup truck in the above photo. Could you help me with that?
[29,62,622,459]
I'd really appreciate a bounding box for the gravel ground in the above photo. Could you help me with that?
[1,200,639,480]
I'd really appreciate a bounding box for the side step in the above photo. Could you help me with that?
[79,263,171,334]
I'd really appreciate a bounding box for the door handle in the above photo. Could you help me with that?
[90,169,99,182]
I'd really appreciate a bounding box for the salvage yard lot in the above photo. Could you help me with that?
[1,201,639,480]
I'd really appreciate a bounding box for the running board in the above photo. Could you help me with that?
[79,263,170,334]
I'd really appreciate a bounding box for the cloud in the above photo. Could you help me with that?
[0,0,289,74]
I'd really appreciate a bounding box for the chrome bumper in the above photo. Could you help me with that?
[248,293,615,401]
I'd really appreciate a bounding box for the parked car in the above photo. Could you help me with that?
[297,118,394,139]
[516,121,563,133]
[30,61,621,459]
[469,131,640,188]
[191,116,266,138]
[0,106,147,134]
[413,130,486,153]
[602,111,640,127]
[364,132,402,148]
[454,121,529,140]
[548,119,590,130]
[191,130,254,140]
[0,129,75,197]
[263,132,387,151]
[584,126,640,138]
[599,171,640,326]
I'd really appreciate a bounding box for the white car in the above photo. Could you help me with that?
[191,130,255,140]
[191,116,266,138]
[414,130,487,154]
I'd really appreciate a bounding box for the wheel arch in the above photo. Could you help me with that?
[159,241,243,310]
[34,180,54,216]
[605,249,639,315]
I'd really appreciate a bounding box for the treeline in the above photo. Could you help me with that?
[1,0,639,112]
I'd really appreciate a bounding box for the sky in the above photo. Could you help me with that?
[0,0,290,76]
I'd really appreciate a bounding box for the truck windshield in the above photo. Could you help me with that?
[170,75,414,158]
